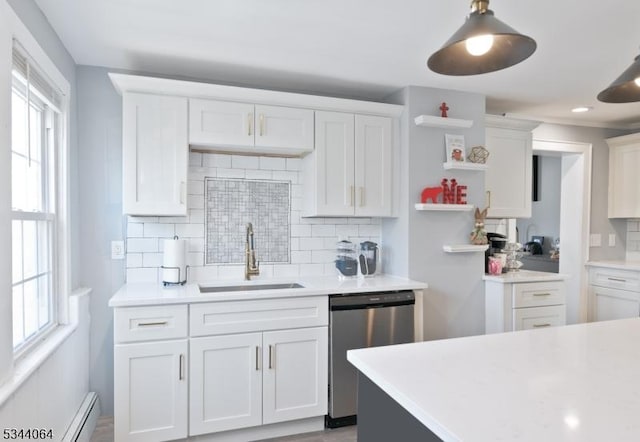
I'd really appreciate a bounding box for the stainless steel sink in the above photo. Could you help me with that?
[199,282,305,293]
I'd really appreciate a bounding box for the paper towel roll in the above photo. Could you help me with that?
[162,237,187,284]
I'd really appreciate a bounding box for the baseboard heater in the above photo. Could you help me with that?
[62,392,100,442]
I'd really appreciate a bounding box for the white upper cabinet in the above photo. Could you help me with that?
[189,99,314,156]
[122,93,188,216]
[484,115,540,219]
[304,111,393,217]
[607,132,640,218]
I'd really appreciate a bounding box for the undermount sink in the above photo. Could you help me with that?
[198,282,305,293]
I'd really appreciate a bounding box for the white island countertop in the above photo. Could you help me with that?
[108,274,427,307]
[348,318,640,442]
[586,260,640,271]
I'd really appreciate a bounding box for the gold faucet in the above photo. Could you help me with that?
[245,222,260,280]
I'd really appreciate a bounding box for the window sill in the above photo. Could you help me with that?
[0,287,91,407]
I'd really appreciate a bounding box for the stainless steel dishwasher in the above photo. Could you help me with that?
[327,290,415,428]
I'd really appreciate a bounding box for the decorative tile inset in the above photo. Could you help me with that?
[205,178,290,264]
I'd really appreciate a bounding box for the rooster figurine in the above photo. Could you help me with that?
[470,207,489,245]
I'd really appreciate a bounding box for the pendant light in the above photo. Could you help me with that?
[428,0,537,76]
[597,52,640,103]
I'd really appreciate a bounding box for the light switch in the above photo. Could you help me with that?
[111,240,125,260]
[589,234,601,247]
[609,233,616,247]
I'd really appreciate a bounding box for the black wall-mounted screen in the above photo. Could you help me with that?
[532,155,539,201]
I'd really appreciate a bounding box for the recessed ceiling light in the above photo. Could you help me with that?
[571,106,593,113]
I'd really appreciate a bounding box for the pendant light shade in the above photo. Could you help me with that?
[597,54,640,103]
[428,0,537,76]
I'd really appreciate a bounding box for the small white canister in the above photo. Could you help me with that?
[162,236,187,285]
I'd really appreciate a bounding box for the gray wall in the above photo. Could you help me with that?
[533,123,630,261]
[384,86,487,340]
[7,0,80,288]
[517,155,561,254]
[76,66,126,415]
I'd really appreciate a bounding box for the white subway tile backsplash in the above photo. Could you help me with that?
[127,223,143,238]
[127,238,158,253]
[144,223,175,238]
[628,220,640,232]
[142,253,163,268]
[176,223,205,238]
[628,232,640,241]
[232,155,259,169]
[259,157,286,170]
[125,152,382,283]
[204,153,232,168]
[126,268,158,283]
[311,225,336,237]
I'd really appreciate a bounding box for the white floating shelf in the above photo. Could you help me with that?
[415,203,474,211]
[443,244,490,253]
[414,115,474,129]
[443,162,488,171]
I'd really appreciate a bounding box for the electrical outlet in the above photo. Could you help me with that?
[589,234,601,247]
[111,240,125,260]
[609,233,616,247]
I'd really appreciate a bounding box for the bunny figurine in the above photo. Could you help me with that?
[470,207,489,245]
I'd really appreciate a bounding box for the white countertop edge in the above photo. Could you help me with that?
[585,260,640,271]
[482,270,569,283]
[347,348,460,442]
[109,275,428,307]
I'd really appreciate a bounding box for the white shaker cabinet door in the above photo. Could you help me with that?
[484,116,539,219]
[189,99,254,148]
[114,340,188,442]
[262,327,328,425]
[607,133,640,218]
[122,93,188,216]
[189,333,263,436]
[354,115,392,217]
[254,104,314,153]
[591,286,640,322]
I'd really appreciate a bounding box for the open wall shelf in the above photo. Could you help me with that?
[443,162,488,171]
[415,203,474,211]
[443,244,489,253]
[414,115,474,129]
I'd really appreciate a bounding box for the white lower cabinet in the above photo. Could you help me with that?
[485,279,567,333]
[588,266,640,321]
[114,340,188,442]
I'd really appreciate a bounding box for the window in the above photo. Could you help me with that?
[11,47,63,353]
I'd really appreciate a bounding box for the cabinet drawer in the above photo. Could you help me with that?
[190,296,328,337]
[589,267,640,292]
[512,282,565,308]
[513,305,566,331]
[114,305,188,343]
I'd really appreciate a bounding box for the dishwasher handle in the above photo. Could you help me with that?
[330,290,415,311]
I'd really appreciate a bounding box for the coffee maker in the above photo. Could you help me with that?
[485,233,508,273]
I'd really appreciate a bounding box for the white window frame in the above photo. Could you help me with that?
[9,40,71,359]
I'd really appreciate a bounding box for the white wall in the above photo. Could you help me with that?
[0,292,90,437]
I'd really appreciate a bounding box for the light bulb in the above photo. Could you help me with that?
[465,34,494,56]
[635,76,640,87]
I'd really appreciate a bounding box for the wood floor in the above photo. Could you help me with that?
[90,417,357,441]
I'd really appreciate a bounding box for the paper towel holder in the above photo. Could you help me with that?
[161,265,189,286]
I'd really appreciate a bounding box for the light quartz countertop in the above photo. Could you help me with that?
[108,274,428,307]
[482,269,569,283]
[348,318,640,442]
[586,260,640,271]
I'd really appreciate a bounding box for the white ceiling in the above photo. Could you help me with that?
[34,0,640,128]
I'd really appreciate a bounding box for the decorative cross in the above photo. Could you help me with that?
[439,102,449,118]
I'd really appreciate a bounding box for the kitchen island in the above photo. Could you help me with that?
[348,318,640,442]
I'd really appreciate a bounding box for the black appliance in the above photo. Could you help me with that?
[523,235,544,255]
[485,232,508,273]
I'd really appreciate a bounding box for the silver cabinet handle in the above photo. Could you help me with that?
[137,321,168,327]
[533,293,551,297]
[359,187,365,207]
[607,277,627,283]
[179,354,185,380]
[533,323,551,328]
[248,113,253,136]
[350,186,355,207]
[255,346,260,371]
[486,190,491,208]
[268,345,274,369]
[180,181,186,204]
[259,114,264,136]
